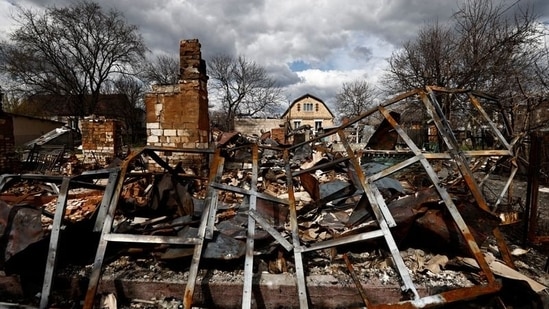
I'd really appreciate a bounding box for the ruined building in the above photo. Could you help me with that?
[144,39,210,170]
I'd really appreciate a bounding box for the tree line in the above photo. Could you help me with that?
[0,0,547,141]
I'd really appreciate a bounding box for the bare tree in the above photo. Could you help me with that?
[103,76,146,144]
[208,54,283,131]
[383,0,544,134]
[336,80,377,120]
[335,80,378,142]
[142,54,180,85]
[385,22,457,93]
[0,1,147,126]
[386,0,540,92]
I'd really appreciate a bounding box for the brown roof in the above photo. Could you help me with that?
[280,93,335,119]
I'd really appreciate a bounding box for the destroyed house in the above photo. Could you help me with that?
[2,40,549,308]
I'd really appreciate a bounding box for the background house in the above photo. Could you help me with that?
[18,94,145,144]
[281,93,335,138]
[8,113,67,147]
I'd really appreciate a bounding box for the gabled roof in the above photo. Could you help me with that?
[21,94,132,118]
[281,93,335,119]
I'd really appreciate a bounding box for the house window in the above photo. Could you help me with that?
[316,103,319,112]
[297,103,300,112]
[303,103,313,112]
[293,120,302,129]
[315,120,323,131]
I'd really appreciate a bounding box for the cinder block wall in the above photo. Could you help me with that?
[81,118,122,165]
[144,39,210,171]
[0,113,15,173]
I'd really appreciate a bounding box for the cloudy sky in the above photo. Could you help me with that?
[1,0,549,110]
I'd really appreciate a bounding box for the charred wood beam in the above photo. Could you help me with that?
[343,253,372,308]
[526,131,542,244]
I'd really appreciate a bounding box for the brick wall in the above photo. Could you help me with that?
[271,127,286,144]
[144,39,210,171]
[0,113,15,173]
[81,117,122,166]
[234,118,283,137]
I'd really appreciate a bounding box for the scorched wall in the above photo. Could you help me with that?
[144,39,210,170]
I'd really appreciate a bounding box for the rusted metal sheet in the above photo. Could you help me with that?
[366,111,401,150]
[0,201,44,266]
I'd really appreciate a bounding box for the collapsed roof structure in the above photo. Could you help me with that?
[1,85,548,309]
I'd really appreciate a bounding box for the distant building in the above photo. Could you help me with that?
[18,94,145,143]
[281,93,335,136]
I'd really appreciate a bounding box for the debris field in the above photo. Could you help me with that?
[1,86,549,309]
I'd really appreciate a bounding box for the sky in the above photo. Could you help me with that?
[1,0,549,111]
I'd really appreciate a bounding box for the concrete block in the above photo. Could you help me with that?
[164,129,177,136]
[167,136,181,144]
[150,129,163,136]
[177,130,190,137]
[147,136,159,143]
[147,122,160,129]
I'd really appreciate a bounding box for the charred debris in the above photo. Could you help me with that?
[1,86,548,309]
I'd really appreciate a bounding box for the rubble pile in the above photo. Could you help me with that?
[1,86,549,309]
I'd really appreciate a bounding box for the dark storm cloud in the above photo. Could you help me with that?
[2,0,549,104]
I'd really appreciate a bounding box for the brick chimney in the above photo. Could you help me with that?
[144,39,210,170]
